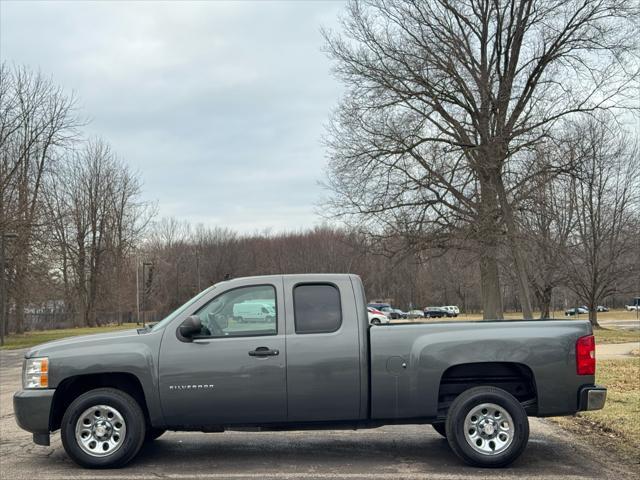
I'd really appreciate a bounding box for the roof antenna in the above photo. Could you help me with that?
[223,273,231,281]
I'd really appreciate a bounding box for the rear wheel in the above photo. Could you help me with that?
[445,386,529,468]
[371,318,381,325]
[61,388,146,468]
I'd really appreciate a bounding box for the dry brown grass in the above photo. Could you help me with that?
[551,357,640,463]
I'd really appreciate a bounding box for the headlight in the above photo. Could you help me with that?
[23,357,48,389]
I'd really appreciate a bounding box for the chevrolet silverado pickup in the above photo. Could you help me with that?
[14,274,606,468]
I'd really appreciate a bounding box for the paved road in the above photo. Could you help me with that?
[0,348,636,480]
[599,318,640,331]
[597,342,640,359]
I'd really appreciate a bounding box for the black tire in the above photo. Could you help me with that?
[445,386,529,468]
[145,427,166,442]
[432,422,447,438]
[61,388,146,468]
[371,318,381,325]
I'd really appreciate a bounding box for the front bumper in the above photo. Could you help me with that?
[578,385,607,411]
[13,389,55,445]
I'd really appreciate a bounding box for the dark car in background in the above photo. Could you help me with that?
[423,306,451,318]
[392,308,408,319]
[565,307,589,316]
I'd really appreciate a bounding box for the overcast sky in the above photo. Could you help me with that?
[1,0,346,233]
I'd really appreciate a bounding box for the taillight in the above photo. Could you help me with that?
[576,335,596,375]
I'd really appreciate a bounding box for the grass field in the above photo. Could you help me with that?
[552,356,640,462]
[0,323,138,350]
[456,309,639,322]
[593,328,640,344]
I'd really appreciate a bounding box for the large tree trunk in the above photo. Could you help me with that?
[589,309,600,328]
[496,169,534,319]
[535,286,553,319]
[478,174,504,320]
[480,245,504,319]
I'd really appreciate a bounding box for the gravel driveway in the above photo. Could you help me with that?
[0,348,635,480]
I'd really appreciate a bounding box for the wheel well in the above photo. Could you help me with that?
[49,373,150,431]
[437,362,537,417]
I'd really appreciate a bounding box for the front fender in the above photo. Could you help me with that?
[42,329,164,426]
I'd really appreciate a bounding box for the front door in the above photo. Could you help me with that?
[158,281,286,427]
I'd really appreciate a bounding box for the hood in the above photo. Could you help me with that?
[26,329,141,358]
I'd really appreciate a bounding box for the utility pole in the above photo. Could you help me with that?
[196,249,201,292]
[142,261,153,328]
[1,232,18,346]
[135,255,140,325]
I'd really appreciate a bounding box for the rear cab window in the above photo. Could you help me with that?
[293,284,342,334]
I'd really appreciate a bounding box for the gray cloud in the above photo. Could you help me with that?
[1,0,345,232]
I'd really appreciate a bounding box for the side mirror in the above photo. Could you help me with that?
[178,315,202,341]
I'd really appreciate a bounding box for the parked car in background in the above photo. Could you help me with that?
[423,307,450,318]
[626,298,640,311]
[393,308,408,319]
[367,307,390,325]
[368,303,400,319]
[565,307,589,316]
[596,306,609,312]
[441,306,460,317]
[407,310,424,319]
[233,302,276,323]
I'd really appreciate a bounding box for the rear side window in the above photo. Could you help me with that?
[294,284,342,334]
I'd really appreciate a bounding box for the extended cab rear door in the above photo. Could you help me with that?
[283,275,364,422]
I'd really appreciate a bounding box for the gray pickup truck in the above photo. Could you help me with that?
[14,274,606,469]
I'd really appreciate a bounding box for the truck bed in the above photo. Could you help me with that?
[368,319,592,420]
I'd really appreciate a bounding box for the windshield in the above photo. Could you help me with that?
[150,285,216,332]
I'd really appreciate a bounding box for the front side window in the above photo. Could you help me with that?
[294,284,342,334]
[195,285,277,338]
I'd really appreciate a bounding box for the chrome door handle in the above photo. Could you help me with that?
[248,347,279,357]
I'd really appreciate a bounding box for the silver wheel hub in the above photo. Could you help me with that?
[464,402,514,455]
[75,405,126,457]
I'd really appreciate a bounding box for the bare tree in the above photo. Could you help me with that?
[509,138,581,318]
[0,65,79,332]
[565,119,639,327]
[323,0,638,319]
[45,139,151,327]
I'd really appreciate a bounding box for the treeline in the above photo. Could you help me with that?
[140,216,638,326]
[141,221,483,319]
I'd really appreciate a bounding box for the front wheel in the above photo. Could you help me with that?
[445,386,529,468]
[61,388,146,468]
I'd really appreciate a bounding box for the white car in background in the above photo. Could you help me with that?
[407,309,425,319]
[441,305,460,317]
[367,307,390,325]
[626,298,640,311]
